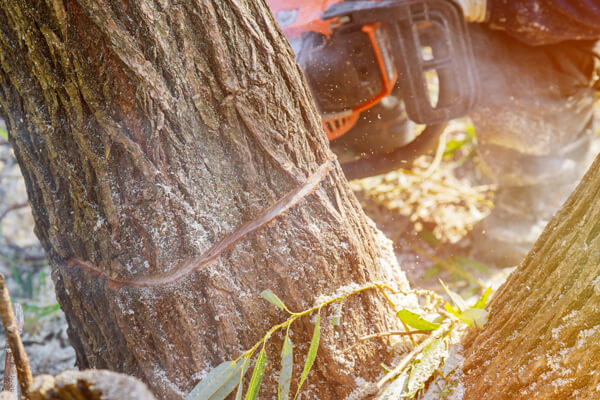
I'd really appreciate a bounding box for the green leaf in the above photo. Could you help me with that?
[0,127,7,141]
[473,287,492,309]
[261,290,291,313]
[418,230,440,247]
[396,309,440,331]
[405,338,448,398]
[244,348,267,400]
[22,303,61,319]
[424,263,443,280]
[439,280,467,312]
[295,313,321,399]
[278,335,294,400]
[443,138,469,159]
[186,359,245,400]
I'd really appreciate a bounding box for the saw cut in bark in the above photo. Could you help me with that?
[0,0,417,398]
[462,154,600,399]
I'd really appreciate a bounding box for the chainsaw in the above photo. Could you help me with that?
[267,0,478,179]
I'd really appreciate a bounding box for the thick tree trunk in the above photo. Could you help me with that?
[462,154,600,399]
[0,1,413,399]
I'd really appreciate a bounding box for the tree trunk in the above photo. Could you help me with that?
[462,154,600,399]
[0,0,413,399]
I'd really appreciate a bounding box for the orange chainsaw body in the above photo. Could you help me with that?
[267,0,398,140]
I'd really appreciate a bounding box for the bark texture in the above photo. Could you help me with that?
[462,154,600,399]
[0,0,413,399]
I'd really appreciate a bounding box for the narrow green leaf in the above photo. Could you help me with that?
[295,314,321,399]
[396,309,440,331]
[405,338,448,398]
[244,348,267,400]
[261,290,291,313]
[0,127,7,141]
[424,263,443,280]
[418,230,440,247]
[22,303,61,319]
[186,359,244,400]
[439,280,467,312]
[278,335,294,400]
[453,256,490,274]
[473,287,492,309]
[234,369,244,400]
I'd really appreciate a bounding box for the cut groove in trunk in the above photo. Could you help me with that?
[0,0,415,398]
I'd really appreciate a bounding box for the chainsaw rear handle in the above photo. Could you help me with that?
[323,0,478,125]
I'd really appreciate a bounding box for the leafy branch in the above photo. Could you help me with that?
[187,280,491,400]
[186,282,396,400]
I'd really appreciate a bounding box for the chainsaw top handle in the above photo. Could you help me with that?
[322,0,478,125]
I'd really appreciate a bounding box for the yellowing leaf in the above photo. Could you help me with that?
[473,287,492,309]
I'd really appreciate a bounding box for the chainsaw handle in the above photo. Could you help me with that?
[394,0,478,123]
[323,0,478,125]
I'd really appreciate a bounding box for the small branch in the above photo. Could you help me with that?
[359,330,431,342]
[343,330,431,354]
[0,275,32,395]
[3,303,23,395]
[0,202,28,223]
[0,243,47,264]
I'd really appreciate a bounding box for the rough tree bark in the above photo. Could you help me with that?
[0,0,414,399]
[462,154,600,399]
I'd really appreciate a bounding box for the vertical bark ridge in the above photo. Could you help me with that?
[463,155,600,399]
